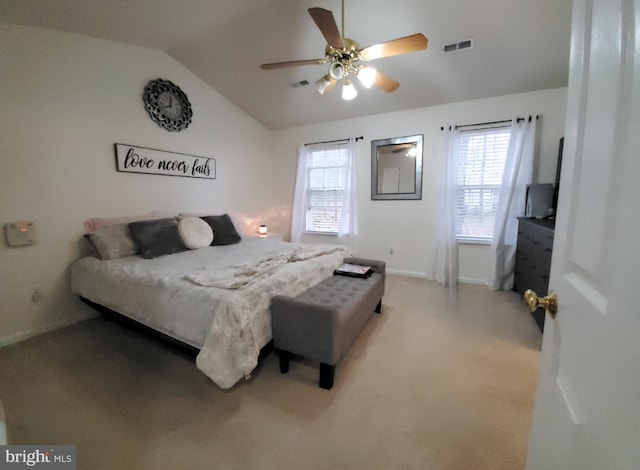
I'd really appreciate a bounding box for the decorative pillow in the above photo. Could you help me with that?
[179,213,250,236]
[84,211,162,233]
[178,217,214,249]
[85,223,139,260]
[128,218,187,259]
[200,214,242,246]
[178,212,213,219]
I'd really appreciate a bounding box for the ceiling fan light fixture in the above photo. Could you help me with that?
[342,79,357,100]
[316,74,333,95]
[357,67,377,88]
[329,61,346,80]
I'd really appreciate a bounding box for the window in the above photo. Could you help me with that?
[456,127,511,242]
[304,143,348,233]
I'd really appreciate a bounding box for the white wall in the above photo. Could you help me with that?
[271,88,567,282]
[0,23,567,347]
[0,25,273,346]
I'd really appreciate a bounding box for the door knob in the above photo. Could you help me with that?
[523,289,558,318]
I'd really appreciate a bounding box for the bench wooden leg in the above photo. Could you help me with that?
[319,363,335,390]
[278,350,291,374]
[375,299,382,313]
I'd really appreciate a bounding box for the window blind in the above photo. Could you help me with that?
[305,145,348,233]
[456,127,511,241]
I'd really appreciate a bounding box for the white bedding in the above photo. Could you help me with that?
[71,237,349,388]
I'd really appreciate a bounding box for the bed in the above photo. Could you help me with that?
[71,219,349,389]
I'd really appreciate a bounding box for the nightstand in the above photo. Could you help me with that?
[256,233,283,241]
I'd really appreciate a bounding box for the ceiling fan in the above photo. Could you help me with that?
[260,1,428,101]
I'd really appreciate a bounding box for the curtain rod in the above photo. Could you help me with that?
[440,115,539,131]
[305,136,363,146]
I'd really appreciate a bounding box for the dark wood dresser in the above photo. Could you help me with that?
[513,217,555,332]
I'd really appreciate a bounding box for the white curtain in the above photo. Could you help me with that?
[337,138,359,254]
[290,140,359,253]
[290,143,309,243]
[432,126,460,295]
[488,116,537,290]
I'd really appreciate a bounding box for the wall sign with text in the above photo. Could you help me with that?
[114,144,216,179]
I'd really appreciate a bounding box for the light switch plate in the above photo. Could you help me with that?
[4,221,37,247]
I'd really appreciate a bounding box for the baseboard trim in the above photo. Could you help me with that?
[386,270,488,286]
[386,269,429,279]
[457,276,488,286]
[0,314,91,349]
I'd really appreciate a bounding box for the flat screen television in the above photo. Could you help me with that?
[525,183,555,217]
[552,137,564,216]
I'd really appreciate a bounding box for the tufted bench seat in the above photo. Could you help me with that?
[271,257,385,389]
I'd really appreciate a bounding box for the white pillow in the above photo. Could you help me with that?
[177,217,213,249]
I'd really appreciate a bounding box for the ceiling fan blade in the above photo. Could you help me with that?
[308,7,345,49]
[260,58,325,70]
[360,33,428,61]
[373,71,400,93]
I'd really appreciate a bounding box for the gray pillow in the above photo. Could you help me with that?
[201,214,241,246]
[86,223,139,260]
[128,218,187,259]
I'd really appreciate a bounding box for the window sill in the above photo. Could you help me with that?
[456,238,492,246]
[303,231,338,237]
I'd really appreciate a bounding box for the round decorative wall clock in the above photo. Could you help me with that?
[143,79,193,132]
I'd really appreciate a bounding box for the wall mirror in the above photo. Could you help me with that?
[371,134,423,200]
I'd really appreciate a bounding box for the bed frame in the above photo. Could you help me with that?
[80,296,274,360]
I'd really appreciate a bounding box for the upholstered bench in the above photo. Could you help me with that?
[271,257,385,390]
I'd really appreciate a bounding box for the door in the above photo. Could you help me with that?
[526,0,640,469]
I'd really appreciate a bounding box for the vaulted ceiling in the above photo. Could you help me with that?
[0,0,573,129]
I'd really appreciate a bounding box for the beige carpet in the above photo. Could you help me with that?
[0,276,542,470]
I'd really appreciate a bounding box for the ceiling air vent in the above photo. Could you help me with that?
[291,80,310,88]
[443,43,458,53]
[443,39,474,53]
